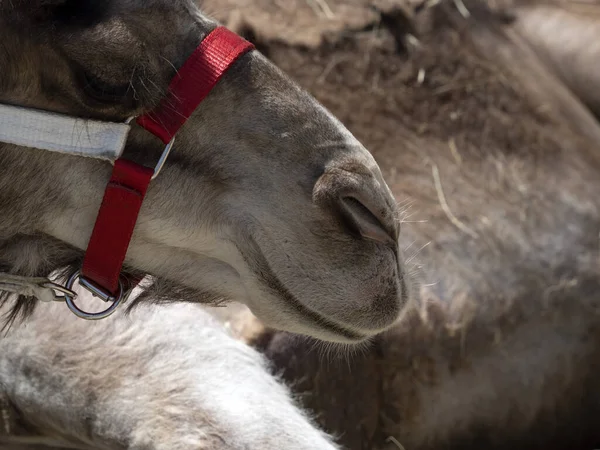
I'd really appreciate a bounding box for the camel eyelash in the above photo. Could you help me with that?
[80,71,133,105]
[48,0,109,27]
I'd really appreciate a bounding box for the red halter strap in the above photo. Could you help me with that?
[80,27,254,298]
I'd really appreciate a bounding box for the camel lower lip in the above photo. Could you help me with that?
[313,316,369,342]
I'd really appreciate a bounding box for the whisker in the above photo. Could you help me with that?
[405,241,431,265]
[403,239,417,253]
[160,54,180,79]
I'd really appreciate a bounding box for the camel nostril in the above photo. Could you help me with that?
[338,195,398,245]
[312,165,400,245]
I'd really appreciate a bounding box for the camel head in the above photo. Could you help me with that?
[0,0,409,343]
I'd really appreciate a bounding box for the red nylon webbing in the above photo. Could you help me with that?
[81,159,153,295]
[80,27,254,296]
[137,27,255,144]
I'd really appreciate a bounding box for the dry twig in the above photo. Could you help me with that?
[431,163,479,238]
[306,0,335,19]
[386,436,407,450]
[448,137,462,164]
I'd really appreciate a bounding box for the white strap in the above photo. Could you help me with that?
[0,273,71,304]
[0,104,131,160]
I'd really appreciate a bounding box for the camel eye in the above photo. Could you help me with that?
[81,71,132,105]
[50,0,107,27]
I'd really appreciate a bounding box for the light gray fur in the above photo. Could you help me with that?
[0,294,339,450]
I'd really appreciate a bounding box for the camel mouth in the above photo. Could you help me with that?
[235,231,405,343]
[261,275,375,343]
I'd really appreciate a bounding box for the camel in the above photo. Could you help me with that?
[0,0,408,448]
[3,0,600,449]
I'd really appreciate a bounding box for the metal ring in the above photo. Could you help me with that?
[63,270,125,320]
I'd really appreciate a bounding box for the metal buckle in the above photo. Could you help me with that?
[125,116,175,180]
[63,270,126,320]
[151,137,175,180]
[56,117,174,320]
[40,281,78,302]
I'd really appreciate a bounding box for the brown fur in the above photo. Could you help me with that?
[491,0,600,117]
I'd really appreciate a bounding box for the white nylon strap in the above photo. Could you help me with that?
[0,273,71,304]
[0,103,130,160]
